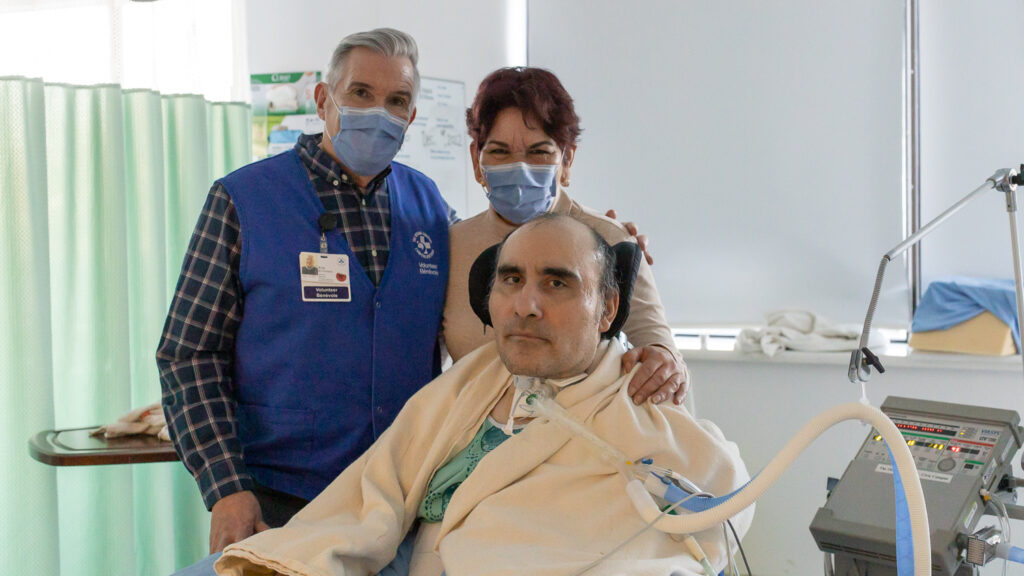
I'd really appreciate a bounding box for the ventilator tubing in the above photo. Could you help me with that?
[530,394,931,576]
[623,402,931,576]
[997,543,1024,564]
[525,391,633,478]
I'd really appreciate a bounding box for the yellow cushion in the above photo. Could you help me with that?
[909,310,1015,356]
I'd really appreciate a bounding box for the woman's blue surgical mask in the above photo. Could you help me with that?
[481,162,559,224]
[327,91,408,176]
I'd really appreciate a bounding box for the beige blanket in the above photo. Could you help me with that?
[216,340,752,576]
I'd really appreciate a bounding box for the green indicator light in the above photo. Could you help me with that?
[965,459,984,466]
[901,431,950,441]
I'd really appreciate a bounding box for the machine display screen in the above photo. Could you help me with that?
[894,422,957,436]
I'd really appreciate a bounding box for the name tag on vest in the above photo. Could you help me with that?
[299,251,352,302]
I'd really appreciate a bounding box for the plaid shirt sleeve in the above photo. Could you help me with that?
[156,183,253,510]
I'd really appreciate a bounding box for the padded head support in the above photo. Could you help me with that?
[468,240,642,339]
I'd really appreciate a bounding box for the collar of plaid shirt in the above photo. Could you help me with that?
[296,133,392,196]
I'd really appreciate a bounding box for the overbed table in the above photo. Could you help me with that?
[28,426,178,466]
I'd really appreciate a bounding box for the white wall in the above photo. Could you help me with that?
[528,0,908,327]
[919,0,1024,286]
[245,0,513,217]
[690,354,1024,575]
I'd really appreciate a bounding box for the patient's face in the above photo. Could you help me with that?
[489,218,615,378]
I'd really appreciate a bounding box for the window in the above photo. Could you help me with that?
[0,0,248,102]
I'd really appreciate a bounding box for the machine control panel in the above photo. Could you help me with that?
[858,413,1005,481]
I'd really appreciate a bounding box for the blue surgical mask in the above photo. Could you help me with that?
[327,91,408,176]
[481,162,559,224]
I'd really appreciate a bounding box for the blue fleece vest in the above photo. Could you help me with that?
[219,150,449,500]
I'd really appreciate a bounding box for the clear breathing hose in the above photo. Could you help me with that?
[522,381,633,479]
[994,497,1012,576]
[567,488,704,575]
[522,389,931,576]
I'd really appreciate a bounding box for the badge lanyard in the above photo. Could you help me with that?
[318,212,338,254]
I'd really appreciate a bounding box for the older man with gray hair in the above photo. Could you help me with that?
[158,27,456,557]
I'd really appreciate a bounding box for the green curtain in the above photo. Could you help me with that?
[0,77,252,575]
[0,77,60,576]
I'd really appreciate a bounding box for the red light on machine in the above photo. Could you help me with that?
[950,446,961,453]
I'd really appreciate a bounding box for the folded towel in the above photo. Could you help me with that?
[911,276,1020,353]
[90,402,171,441]
[736,310,887,357]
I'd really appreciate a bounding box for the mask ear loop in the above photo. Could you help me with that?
[558,147,570,188]
[324,86,343,141]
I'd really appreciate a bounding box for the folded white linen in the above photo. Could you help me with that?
[736,310,887,357]
[90,402,171,441]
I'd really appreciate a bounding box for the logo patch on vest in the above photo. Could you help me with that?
[413,231,435,259]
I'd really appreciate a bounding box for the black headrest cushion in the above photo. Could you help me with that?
[468,240,642,339]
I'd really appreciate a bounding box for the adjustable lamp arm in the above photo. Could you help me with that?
[849,167,1024,384]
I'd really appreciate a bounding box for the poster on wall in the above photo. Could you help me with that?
[251,71,325,160]
[394,77,467,216]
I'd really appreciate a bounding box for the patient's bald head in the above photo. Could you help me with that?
[488,215,619,378]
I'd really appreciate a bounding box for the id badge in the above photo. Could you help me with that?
[299,251,351,302]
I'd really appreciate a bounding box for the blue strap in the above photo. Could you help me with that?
[658,475,751,513]
[886,445,915,576]
[659,458,915,576]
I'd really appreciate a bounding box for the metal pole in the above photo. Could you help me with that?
[905,0,922,321]
[1009,212,1024,382]
[886,180,994,260]
[1003,188,1024,382]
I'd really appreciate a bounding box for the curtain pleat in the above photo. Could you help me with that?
[208,101,252,181]
[162,95,212,293]
[44,82,136,576]
[123,89,210,574]
[0,76,60,576]
[2,77,251,575]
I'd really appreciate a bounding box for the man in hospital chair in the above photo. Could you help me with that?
[214,214,753,576]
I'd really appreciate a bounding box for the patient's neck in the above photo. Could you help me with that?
[585,340,610,374]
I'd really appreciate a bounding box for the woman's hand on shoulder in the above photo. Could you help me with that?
[621,344,688,405]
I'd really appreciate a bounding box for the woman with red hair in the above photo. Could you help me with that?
[443,67,688,406]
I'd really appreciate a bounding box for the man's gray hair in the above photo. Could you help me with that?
[326,28,421,106]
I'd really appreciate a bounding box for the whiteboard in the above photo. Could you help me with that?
[395,77,468,217]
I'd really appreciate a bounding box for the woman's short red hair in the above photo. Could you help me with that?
[466,67,582,155]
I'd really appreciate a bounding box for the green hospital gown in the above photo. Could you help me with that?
[417,418,520,523]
